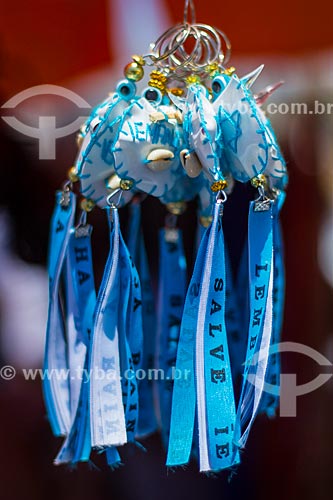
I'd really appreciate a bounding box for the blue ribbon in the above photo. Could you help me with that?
[89,207,127,448]
[118,229,143,443]
[43,190,76,436]
[157,225,187,446]
[89,205,144,457]
[66,225,96,418]
[167,201,239,472]
[55,222,96,464]
[195,202,239,472]
[127,201,157,437]
[259,191,286,416]
[234,198,274,449]
[167,230,209,467]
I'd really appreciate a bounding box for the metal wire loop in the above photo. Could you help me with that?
[216,190,227,204]
[183,0,196,24]
[106,189,123,208]
[144,1,232,78]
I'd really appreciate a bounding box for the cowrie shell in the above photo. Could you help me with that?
[146,149,174,171]
[180,149,202,178]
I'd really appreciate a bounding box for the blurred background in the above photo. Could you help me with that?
[0,0,333,498]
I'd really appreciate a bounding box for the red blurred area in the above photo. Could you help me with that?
[0,0,111,95]
[1,0,332,99]
[168,0,333,54]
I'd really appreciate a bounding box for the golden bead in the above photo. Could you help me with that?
[211,180,228,192]
[80,198,95,212]
[76,133,84,148]
[124,62,144,82]
[149,70,167,82]
[223,66,236,76]
[132,54,145,66]
[76,124,86,148]
[148,80,165,92]
[148,71,167,93]
[166,201,187,215]
[206,63,218,72]
[185,74,201,86]
[168,87,184,97]
[68,166,79,183]
[251,174,267,189]
[200,215,213,227]
[119,179,134,191]
[205,63,220,77]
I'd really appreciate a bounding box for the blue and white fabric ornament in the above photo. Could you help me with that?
[43,3,288,474]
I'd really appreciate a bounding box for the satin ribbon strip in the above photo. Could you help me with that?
[89,207,127,448]
[167,229,209,467]
[157,225,187,445]
[118,229,143,442]
[127,201,157,437]
[234,198,274,449]
[55,223,96,464]
[43,190,76,437]
[196,202,239,472]
[259,191,286,416]
[167,201,239,472]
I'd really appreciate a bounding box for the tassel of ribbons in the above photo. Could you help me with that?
[43,189,76,437]
[55,218,96,464]
[88,206,126,452]
[89,205,143,464]
[156,217,187,445]
[167,198,240,472]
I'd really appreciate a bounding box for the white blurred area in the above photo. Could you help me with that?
[0,210,48,368]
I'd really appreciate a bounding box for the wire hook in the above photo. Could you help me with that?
[184,0,196,25]
[106,188,123,209]
[216,190,227,204]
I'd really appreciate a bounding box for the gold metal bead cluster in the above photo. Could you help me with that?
[80,198,95,212]
[223,66,236,76]
[251,174,267,189]
[185,74,202,86]
[205,63,222,78]
[211,180,228,192]
[148,70,168,93]
[119,179,134,191]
